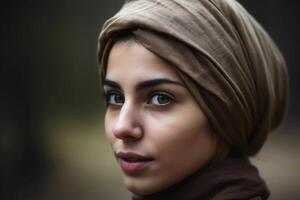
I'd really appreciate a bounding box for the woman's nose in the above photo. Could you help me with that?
[112,103,143,141]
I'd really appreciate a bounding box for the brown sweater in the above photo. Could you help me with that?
[132,158,269,200]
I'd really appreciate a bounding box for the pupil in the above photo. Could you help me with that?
[115,94,124,103]
[158,95,169,104]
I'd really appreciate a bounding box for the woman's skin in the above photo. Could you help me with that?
[103,41,218,195]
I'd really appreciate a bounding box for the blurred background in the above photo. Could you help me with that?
[1,0,299,199]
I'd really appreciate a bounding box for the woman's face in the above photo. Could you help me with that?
[103,41,217,195]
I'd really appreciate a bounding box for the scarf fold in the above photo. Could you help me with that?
[132,158,270,200]
[98,0,288,156]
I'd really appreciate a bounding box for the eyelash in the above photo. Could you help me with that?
[147,91,175,106]
[103,90,176,107]
[103,90,124,107]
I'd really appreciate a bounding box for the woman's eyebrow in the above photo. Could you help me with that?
[102,79,120,89]
[102,78,184,90]
[135,78,184,90]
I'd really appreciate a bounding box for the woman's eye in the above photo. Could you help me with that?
[148,93,174,106]
[105,92,124,106]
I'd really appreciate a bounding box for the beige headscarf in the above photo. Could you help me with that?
[98,0,289,156]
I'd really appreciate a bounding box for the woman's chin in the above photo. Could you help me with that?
[125,182,155,196]
[124,177,163,196]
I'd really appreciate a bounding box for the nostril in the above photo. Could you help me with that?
[122,135,140,142]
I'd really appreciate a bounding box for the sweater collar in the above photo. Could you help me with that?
[132,158,269,200]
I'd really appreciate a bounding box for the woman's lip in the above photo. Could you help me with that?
[119,159,152,174]
[116,152,153,174]
[116,151,153,161]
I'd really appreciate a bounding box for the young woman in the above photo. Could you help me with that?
[97,0,289,199]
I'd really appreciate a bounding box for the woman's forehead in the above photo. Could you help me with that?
[105,42,182,85]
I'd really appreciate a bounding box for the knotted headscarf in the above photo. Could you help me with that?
[98,0,289,156]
